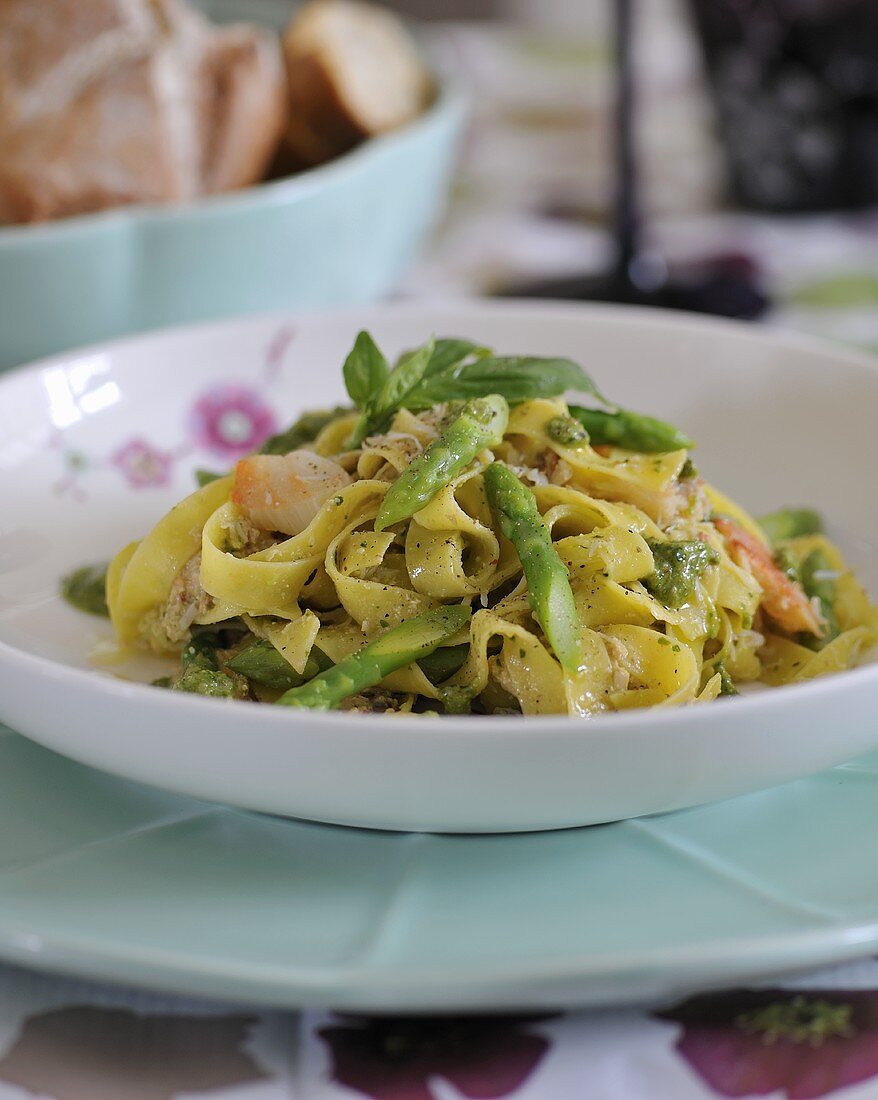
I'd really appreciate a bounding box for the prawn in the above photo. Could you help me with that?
[231,451,352,536]
[713,516,823,637]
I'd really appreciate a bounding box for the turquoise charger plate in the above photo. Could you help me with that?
[0,724,875,1010]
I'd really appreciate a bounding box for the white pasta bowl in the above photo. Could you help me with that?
[0,301,876,833]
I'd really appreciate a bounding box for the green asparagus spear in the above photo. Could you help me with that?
[227,639,330,690]
[279,605,471,710]
[799,548,839,648]
[758,507,823,545]
[483,462,582,673]
[61,563,110,617]
[418,643,470,683]
[568,406,693,453]
[644,539,719,609]
[375,395,509,531]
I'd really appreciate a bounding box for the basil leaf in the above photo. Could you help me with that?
[406,356,604,408]
[343,331,389,409]
[345,339,604,443]
[422,338,490,379]
[349,336,435,446]
[713,659,739,696]
[378,337,436,416]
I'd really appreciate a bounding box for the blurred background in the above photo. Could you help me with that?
[5,0,878,361]
[389,0,878,347]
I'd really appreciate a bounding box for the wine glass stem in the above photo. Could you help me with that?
[614,0,639,280]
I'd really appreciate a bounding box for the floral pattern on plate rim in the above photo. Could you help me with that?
[51,325,295,499]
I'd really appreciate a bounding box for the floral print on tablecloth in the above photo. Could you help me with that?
[658,988,878,1099]
[318,1015,554,1100]
[3,964,878,1100]
[0,1005,267,1100]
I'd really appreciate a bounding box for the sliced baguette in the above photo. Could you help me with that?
[0,0,286,224]
[281,0,431,166]
[199,22,287,195]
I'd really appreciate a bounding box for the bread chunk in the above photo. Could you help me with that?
[0,0,286,223]
[281,0,431,166]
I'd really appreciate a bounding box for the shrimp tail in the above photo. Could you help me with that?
[713,516,824,637]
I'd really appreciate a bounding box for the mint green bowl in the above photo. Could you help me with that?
[0,10,463,372]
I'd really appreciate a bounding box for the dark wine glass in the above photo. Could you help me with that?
[501,0,769,320]
[690,0,878,213]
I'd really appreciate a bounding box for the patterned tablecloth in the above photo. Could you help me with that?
[4,15,878,1099]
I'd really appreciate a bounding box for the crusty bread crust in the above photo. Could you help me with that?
[283,51,368,166]
[281,0,430,166]
[0,0,286,223]
[200,23,287,195]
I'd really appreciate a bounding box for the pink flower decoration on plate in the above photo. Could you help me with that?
[111,438,174,489]
[658,988,878,1099]
[190,386,277,459]
[318,1015,554,1100]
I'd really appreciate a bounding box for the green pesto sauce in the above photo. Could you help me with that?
[713,659,739,696]
[61,563,110,617]
[645,540,719,609]
[173,669,241,698]
[545,415,589,446]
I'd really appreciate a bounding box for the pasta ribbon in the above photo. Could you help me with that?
[326,519,438,632]
[100,382,877,714]
[201,480,386,618]
[109,476,233,643]
[451,609,567,715]
[245,611,322,675]
[404,469,501,597]
[602,624,701,709]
